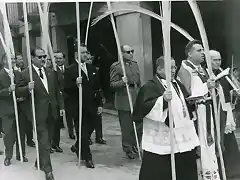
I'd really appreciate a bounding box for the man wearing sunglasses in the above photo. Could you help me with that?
[19,47,59,180]
[110,45,142,159]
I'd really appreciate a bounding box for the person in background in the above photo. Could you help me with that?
[110,44,142,159]
[209,50,240,179]
[0,53,28,166]
[15,52,35,148]
[15,52,25,71]
[51,51,66,153]
[86,52,106,145]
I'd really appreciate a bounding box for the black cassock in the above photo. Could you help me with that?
[132,75,198,180]
[215,69,240,179]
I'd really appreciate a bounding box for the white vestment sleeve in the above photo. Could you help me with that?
[145,96,168,122]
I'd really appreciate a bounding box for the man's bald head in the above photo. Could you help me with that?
[209,50,222,70]
[209,50,221,59]
[121,45,134,61]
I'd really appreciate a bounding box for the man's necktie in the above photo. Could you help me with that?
[60,66,64,73]
[39,68,44,79]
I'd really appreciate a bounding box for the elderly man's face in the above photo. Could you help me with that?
[122,45,134,61]
[211,53,221,70]
[157,59,177,80]
[3,55,16,69]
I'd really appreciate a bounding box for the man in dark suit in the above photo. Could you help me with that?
[0,63,2,138]
[0,53,28,166]
[16,52,35,148]
[19,47,59,180]
[51,51,66,153]
[65,44,99,168]
[86,54,106,145]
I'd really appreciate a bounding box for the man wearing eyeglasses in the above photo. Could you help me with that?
[110,45,142,159]
[19,47,59,180]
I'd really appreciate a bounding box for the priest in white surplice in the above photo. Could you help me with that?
[178,40,220,180]
[132,56,200,180]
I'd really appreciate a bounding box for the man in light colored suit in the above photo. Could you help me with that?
[109,45,142,159]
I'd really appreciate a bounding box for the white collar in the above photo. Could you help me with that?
[4,67,10,74]
[32,64,45,72]
[75,59,86,66]
[186,60,201,69]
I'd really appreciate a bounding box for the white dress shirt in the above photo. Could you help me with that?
[81,63,88,79]
[58,65,65,73]
[32,64,49,93]
[75,59,89,80]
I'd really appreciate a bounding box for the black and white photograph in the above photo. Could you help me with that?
[0,0,240,180]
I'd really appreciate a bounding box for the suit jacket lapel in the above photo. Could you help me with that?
[45,68,51,93]
[3,69,11,86]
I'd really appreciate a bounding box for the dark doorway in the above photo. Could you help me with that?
[87,17,118,108]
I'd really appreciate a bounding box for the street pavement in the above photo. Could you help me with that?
[0,113,141,180]
[1,111,240,180]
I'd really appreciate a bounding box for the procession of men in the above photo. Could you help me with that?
[1,38,240,180]
[1,2,240,180]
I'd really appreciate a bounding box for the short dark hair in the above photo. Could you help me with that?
[74,43,87,53]
[15,52,22,58]
[31,47,45,57]
[54,51,65,58]
[185,39,202,57]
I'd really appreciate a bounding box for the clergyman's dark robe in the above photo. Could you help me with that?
[215,69,240,179]
[132,75,198,180]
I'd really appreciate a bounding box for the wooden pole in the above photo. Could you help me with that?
[161,2,176,180]
[0,32,23,163]
[0,4,23,163]
[76,2,83,167]
[22,2,40,171]
[37,2,57,71]
[107,1,142,161]
[187,1,226,180]
[85,1,93,46]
